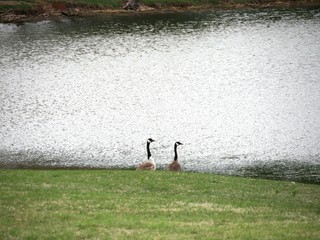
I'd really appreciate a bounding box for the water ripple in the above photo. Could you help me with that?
[1,8,320,182]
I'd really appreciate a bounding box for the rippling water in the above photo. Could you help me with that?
[1,8,320,182]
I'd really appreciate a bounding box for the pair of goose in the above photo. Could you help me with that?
[136,138,183,171]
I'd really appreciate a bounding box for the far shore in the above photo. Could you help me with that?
[1,0,320,23]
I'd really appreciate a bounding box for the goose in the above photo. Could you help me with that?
[136,138,156,170]
[168,142,183,172]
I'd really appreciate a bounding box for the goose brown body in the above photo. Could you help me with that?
[167,142,183,172]
[168,160,181,172]
[136,159,156,170]
[136,138,156,170]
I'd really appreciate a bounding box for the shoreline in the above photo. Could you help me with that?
[1,158,319,184]
[1,1,320,23]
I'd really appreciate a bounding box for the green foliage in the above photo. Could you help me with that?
[0,0,256,13]
[72,0,123,8]
[0,3,34,11]
[0,170,319,239]
[142,0,220,5]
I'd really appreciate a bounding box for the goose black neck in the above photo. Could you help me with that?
[147,142,151,159]
[174,144,178,161]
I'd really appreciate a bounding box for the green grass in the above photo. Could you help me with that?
[69,0,124,8]
[0,3,34,12]
[0,170,319,239]
[142,0,220,5]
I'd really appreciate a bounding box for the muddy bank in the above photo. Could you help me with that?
[1,1,319,23]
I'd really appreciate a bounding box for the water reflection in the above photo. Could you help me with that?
[0,8,320,183]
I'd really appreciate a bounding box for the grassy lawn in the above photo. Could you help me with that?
[0,170,319,239]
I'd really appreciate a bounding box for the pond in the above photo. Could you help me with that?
[1,7,320,183]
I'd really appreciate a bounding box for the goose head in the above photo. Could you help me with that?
[148,138,155,143]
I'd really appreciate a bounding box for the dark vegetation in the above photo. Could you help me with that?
[1,0,319,22]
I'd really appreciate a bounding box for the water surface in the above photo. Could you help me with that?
[1,8,320,183]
